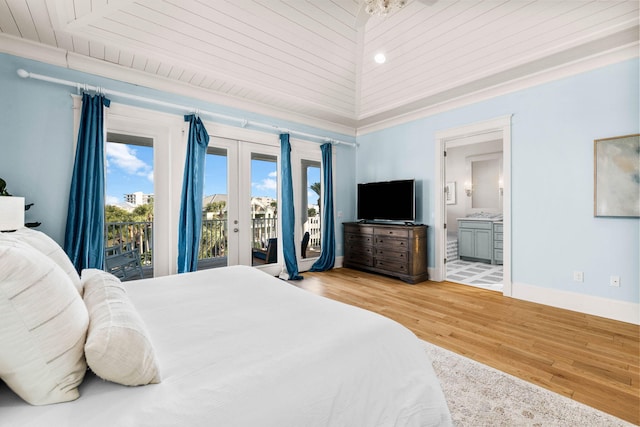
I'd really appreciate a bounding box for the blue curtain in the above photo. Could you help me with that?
[177,114,209,273]
[64,93,111,272]
[280,134,303,280]
[310,143,335,271]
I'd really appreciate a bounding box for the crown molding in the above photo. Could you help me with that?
[0,33,68,68]
[0,33,357,138]
[356,41,639,136]
[2,32,637,140]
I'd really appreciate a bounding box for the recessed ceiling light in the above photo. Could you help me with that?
[374,53,386,64]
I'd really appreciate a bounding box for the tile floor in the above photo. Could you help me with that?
[446,259,503,292]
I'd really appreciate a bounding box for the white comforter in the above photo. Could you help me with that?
[0,266,451,426]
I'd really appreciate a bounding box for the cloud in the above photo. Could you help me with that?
[253,178,277,192]
[106,143,151,176]
[105,195,120,205]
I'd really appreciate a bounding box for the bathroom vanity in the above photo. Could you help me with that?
[457,216,503,265]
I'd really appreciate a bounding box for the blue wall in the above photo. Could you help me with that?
[356,58,639,304]
[0,53,355,246]
[1,52,637,306]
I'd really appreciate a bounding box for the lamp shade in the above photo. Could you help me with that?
[0,196,25,231]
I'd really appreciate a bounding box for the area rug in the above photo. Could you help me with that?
[423,340,636,427]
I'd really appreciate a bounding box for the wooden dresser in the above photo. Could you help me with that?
[343,222,428,284]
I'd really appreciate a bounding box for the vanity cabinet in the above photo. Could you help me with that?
[493,222,503,265]
[343,222,428,284]
[457,220,493,263]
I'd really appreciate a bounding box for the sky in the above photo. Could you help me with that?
[105,142,320,206]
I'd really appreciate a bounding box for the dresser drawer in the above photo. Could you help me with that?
[375,258,408,273]
[374,227,409,238]
[375,237,408,250]
[346,243,373,256]
[345,251,374,267]
[345,233,373,246]
[375,248,407,262]
[493,223,503,233]
[344,224,373,235]
[493,233,503,242]
[494,240,503,249]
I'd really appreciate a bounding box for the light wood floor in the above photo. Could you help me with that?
[295,268,640,425]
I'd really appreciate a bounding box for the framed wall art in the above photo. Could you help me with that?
[594,134,639,217]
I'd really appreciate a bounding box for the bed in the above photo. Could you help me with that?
[0,229,452,427]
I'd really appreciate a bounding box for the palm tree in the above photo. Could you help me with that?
[310,182,321,213]
[205,201,226,218]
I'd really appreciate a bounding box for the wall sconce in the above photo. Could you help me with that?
[0,196,25,232]
[464,181,472,197]
[498,177,504,196]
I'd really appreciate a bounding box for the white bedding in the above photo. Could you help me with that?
[0,265,451,426]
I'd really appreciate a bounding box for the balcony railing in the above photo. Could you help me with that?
[105,217,286,271]
[105,221,153,266]
[105,216,322,279]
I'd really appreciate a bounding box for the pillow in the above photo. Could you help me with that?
[6,227,82,295]
[82,269,161,386]
[0,238,88,405]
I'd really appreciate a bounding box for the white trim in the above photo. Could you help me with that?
[104,102,185,277]
[0,33,357,137]
[357,43,639,136]
[3,33,638,137]
[434,115,512,296]
[0,33,68,68]
[512,282,640,325]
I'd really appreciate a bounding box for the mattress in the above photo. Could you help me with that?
[0,265,451,426]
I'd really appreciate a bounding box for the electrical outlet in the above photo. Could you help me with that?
[610,276,620,287]
[573,271,583,282]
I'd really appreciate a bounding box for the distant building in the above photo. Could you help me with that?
[124,191,153,206]
[203,194,228,206]
[111,201,137,213]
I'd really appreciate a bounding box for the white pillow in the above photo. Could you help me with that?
[7,227,82,295]
[82,269,161,386]
[0,238,88,405]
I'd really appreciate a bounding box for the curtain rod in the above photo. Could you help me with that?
[16,69,356,148]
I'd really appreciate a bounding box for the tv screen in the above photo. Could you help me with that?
[357,179,415,222]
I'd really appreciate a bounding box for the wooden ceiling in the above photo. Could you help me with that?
[0,0,638,131]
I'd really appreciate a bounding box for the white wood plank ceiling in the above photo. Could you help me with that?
[0,0,638,131]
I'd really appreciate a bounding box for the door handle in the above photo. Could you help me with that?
[233,228,239,232]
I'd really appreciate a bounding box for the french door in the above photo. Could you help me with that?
[202,137,280,274]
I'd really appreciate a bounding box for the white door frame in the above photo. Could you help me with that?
[434,115,513,296]
[102,102,185,278]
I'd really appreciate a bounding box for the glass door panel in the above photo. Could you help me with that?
[250,154,278,266]
[104,133,154,281]
[198,146,229,270]
[301,160,321,259]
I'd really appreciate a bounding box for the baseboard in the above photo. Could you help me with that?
[512,282,639,325]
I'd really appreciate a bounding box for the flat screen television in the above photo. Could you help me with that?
[357,179,415,222]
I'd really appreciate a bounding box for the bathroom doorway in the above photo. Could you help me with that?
[434,116,512,296]
[445,140,503,291]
